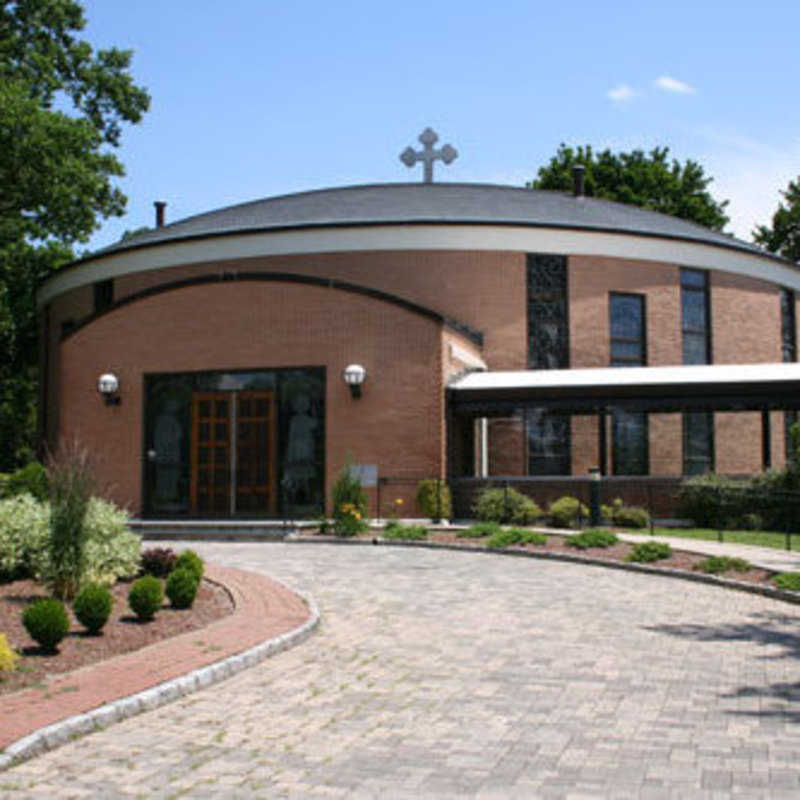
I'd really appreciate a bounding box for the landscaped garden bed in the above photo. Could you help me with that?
[304,523,778,589]
[0,575,233,696]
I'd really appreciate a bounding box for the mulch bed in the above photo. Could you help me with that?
[0,577,234,696]
[311,528,776,587]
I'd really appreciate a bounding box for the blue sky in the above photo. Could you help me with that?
[81,0,800,251]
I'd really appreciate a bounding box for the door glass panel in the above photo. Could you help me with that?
[145,368,325,518]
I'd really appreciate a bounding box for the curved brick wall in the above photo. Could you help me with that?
[44,248,796,509]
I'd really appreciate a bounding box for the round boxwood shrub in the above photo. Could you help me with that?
[22,598,70,652]
[174,549,204,583]
[165,567,199,609]
[73,583,113,634]
[566,529,618,550]
[128,575,164,621]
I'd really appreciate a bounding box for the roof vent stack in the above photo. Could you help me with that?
[154,201,167,228]
[572,165,586,197]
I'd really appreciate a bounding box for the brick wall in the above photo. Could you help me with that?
[58,281,445,515]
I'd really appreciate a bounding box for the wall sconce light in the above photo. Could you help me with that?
[343,364,366,399]
[97,372,121,405]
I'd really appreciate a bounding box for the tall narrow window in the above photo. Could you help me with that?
[609,293,648,474]
[94,279,114,313]
[526,254,570,474]
[782,288,797,460]
[681,268,713,474]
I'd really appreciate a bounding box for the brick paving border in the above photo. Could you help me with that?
[0,564,319,770]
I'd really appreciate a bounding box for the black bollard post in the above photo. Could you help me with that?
[589,467,602,527]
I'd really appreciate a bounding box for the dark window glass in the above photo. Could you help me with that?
[609,293,648,473]
[93,279,114,313]
[60,319,76,337]
[782,289,797,459]
[527,409,571,475]
[527,254,568,370]
[610,293,645,366]
[684,411,714,475]
[612,411,649,475]
[682,333,708,366]
[681,269,710,365]
[681,270,712,470]
[782,289,796,362]
[527,254,570,473]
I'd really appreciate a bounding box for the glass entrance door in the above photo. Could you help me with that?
[190,391,276,515]
[144,367,325,518]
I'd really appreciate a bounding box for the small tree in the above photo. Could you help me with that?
[46,441,94,599]
[753,176,800,263]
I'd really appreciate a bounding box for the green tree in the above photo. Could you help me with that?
[753,177,800,262]
[0,0,150,470]
[529,144,730,231]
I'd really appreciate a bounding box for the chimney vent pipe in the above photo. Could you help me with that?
[154,201,166,228]
[572,165,586,197]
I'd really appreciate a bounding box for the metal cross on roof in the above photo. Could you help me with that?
[400,127,458,183]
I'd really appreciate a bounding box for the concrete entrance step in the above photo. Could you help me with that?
[130,519,317,541]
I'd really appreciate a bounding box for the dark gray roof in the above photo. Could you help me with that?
[96,183,779,261]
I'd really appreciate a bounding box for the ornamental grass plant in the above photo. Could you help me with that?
[46,442,94,600]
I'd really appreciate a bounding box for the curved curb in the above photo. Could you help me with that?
[288,534,800,607]
[0,579,319,772]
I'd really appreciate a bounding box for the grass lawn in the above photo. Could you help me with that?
[647,527,798,551]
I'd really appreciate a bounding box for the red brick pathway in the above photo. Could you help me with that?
[0,565,310,750]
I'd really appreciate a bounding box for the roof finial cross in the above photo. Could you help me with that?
[400,127,458,183]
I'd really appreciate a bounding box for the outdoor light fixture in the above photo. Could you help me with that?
[97,372,121,405]
[343,364,366,399]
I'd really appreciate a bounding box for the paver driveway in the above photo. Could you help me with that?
[4,542,800,799]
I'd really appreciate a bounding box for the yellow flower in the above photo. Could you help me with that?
[395,498,404,505]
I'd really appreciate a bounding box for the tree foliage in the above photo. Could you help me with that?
[753,177,800,263]
[529,144,730,231]
[0,0,150,470]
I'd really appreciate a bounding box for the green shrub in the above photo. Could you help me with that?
[602,498,650,528]
[128,576,163,621]
[165,568,199,609]
[693,556,752,574]
[486,528,547,549]
[72,583,113,634]
[676,474,749,527]
[473,487,542,525]
[46,443,94,600]
[0,633,19,672]
[627,541,672,563]
[774,572,800,592]
[1,462,48,501]
[331,463,369,537]
[566,529,618,550]
[548,496,589,529]
[0,494,50,581]
[382,522,428,540]
[22,598,70,652]
[457,521,502,538]
[82,498,140,585]
[174,549,204,583]
[416,480,452,521]
[141,547,177,578]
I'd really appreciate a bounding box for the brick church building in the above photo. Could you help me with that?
[38,178,800,519]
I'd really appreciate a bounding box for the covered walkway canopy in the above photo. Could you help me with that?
[447,363,800,473]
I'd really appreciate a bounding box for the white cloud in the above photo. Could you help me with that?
[607,84,637,103]
[654,75,696,94]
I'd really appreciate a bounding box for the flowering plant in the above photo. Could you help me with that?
[331,464,368,537]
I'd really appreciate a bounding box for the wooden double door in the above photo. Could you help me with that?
[190,391,276,515]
